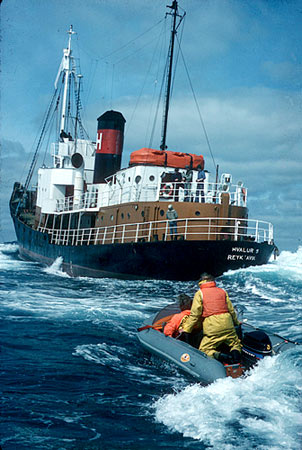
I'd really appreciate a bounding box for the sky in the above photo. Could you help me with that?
[1,0,302,251]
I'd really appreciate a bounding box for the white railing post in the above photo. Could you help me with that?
[102,227,107,245]
[235,220,239,241]
[95,228,99,245]
[184,219,188,240]
[255,220,259,242]
[121,224,126,243]
[269,223,273,244]
[112,226,116,243]
[208,218,211,240]
[148,222,152,242]
[165,220,169,241]
[135,223,139,242]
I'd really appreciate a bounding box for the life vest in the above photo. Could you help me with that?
[200,281,229,318]
[163,310,191,337]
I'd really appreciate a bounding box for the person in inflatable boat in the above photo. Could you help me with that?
[180,273,242,364]
[163,294,192,338]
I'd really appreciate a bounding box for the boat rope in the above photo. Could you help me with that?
[98,18,165,62]
[24,85,59,191]
[177,35,217,172]
[124,24,167,142]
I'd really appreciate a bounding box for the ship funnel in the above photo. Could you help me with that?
[93,110,126,183]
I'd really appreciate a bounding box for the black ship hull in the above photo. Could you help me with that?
[11,215,274,281]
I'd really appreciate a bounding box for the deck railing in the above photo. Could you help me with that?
[54,181,247,213]
[38,217,273,247]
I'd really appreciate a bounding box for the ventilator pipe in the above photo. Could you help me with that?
[72,153,84,208]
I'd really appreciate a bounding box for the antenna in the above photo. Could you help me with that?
[160,1,185,150]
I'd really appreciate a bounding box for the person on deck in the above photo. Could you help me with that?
[195,165,206,203]
[164,294,192,338]
[166,204,178,240]
[184,165,193,202]
[172,168,182,201]
[180,273,242,364]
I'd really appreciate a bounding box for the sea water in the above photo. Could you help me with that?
[0,244,301,450]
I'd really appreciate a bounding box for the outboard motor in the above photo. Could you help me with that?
[242,330,273,368]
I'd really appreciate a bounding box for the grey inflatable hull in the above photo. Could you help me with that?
[137,305,299,385]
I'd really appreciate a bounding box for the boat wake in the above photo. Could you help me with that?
[153,347,302,449]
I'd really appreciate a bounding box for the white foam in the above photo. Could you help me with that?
[0,242,33,271]
[73,343,122,366]
[0,243,19,253]
[153,350,302,449]
[43,257,70,278]
[224,246,302,280]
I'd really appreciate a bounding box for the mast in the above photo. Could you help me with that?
[160,1,185,150]
[56,25,75,134]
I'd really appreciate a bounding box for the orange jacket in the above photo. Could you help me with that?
[164,310,191,337]
[200,281,229,318]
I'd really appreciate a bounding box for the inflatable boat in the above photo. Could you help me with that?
[137,303,299,385]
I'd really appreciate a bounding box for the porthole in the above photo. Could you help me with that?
[101,215,104,221]
[195,211,201,216]
[135,175,141,184]
[134,205,139,211]
[127,213,131,219]
[128,177,131,182]
[141,211,145,217]
[149,175,155,182]
[121,213,124,219]
[160,209,165,217]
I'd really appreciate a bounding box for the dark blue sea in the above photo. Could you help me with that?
[1,244,301,450]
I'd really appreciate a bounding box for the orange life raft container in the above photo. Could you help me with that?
[129,148,204,170]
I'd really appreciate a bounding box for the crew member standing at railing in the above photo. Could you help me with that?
[166,204,178,240]
[184,165,193,202]
[172,168,182,201]
[195,165,206,203]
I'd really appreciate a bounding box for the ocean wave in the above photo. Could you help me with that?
[153,348,302,449]
[0,242,34,271]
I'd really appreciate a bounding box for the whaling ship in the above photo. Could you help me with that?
[10,1,275,280]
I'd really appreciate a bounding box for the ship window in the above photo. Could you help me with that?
[121,213,124,219]
[160,209,164,217]
[110,215,114,221]
[149,175,155,182]
[134,205,139,211]
[127,213,130,219]
[141,211,144,217]
[101,216,104,221]
[135,175,141,184]
[195,211,201,216]
[128,177,131,182]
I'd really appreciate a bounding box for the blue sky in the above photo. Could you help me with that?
[1,0,302,251]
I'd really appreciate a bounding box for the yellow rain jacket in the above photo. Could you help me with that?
[182,281,242,358]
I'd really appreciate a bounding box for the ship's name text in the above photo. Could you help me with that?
[226,247,258,261]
